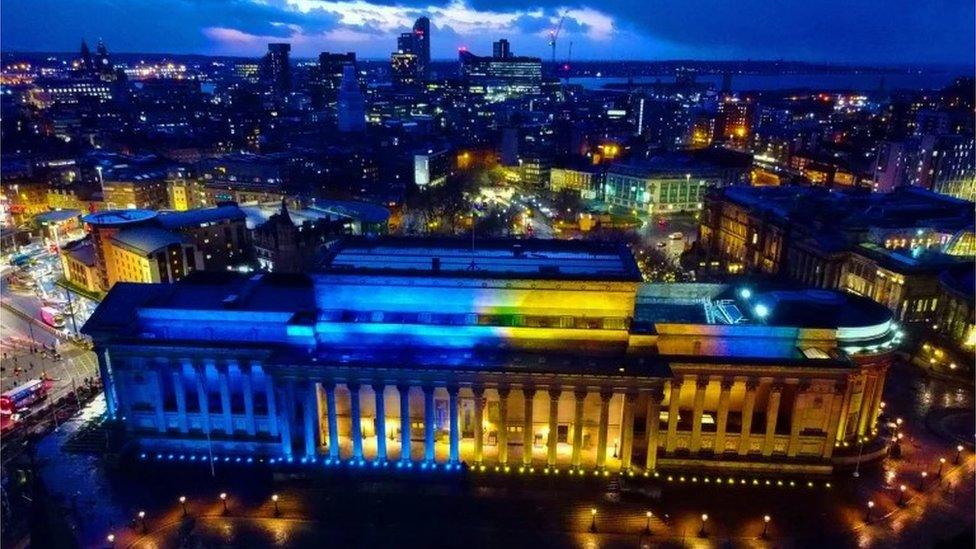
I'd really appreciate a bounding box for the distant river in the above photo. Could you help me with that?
[569,71,965,92]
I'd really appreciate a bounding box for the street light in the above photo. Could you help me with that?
[179,495,188,516]
[589,508,597,532]
[866,500,875,522]
[897,484,907,506]
[918,471,928,490]
[137,510,147,533]
[937,457,946,478]
[106,533,115,547]
[699,513,709,537]
[272,494,280,516]
[220,492,228,514]
[644,510,652,534]
[761,514,771,539]
[955,445,964,464]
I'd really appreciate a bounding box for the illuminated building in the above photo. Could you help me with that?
[549,165,602,199]
[60,236,100,295]
[84,238,898,476]
[414,148,450,187]
[390,52,419,88]
[27,79,113,109]
[519,152,550,188]
[315,52,356,107]
[459,43,542,98]
[717,98,753,144]
[604,151,748,216]
[102,171,169,210]
[412,17,431,80]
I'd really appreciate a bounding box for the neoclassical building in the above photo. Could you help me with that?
[83,238,900,475]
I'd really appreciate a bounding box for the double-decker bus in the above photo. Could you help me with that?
[0,379,50,415]
[39,306,66,329]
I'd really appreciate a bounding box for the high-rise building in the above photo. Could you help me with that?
[316,52,356,107]
[79,39,95,76]
[459,43,542,97]
[337,64,366,133]
[264,43,292,95]
[413,16,431,79]
[493,39,511,59]
[390,52,419,88]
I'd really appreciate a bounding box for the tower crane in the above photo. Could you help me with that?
[547,12,567,65]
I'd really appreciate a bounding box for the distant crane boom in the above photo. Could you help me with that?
[547,12,567,65]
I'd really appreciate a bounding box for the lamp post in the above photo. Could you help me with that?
[897,484,907,506]
[954,445,964,465]
[936,457,946,478]
[644,511,652,534]
[589,508,597,532]
[866,500,875,523]
[220,492,228,514]
[853,436,865,478]
[699,513,709,537]
[106,533,115,547]
[179,496,187,516]
[761,515,771,539]
[137,510,147,533]
[917,471,928,490]
[272,494,280,516]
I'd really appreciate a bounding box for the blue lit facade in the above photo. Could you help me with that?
[84,238,900,475]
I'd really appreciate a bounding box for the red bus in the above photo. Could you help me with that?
[0,379,50,415]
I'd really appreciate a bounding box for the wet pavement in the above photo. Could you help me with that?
[33,359,974,548]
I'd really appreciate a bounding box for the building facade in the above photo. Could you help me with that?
[84,238,899,476]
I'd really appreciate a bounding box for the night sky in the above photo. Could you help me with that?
[2,0,973,64]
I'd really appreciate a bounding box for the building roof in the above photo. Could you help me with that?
[35,209,82,224]
[322,237,643,282]
[62,237,96,266]
[156,204,246,230]
[82,209,157,227]
[110,227,184,255]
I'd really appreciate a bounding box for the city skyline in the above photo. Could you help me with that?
[3,0,975,65]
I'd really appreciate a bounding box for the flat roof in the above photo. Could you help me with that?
[111,227,183,255]
[82,209,157,226]
[35,209,82,224]
[322,237,643,282]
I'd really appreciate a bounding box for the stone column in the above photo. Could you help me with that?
[645,388,664,472]
[473,385,485,464]
[172,370,188,434]
[665,378,682,453]
[97,349,119,417]
[522,386,536,466]
[325,382,340,460]
[497,386,511,465]
[620,392,637,470]
[546,388,561,467]
[738,379,758,455]
[713,377,733,454]
[152,367,167,433]
[689,377,708,452]
[278,382,293,457]
[398,384,411,462]
[194,365,211,435]
[824,382,847,458]
[423,385,436,463]
[349,383,363,460]
[834,376,854,443]
[448,385,460,464]
[303,382,318,459]
[869,367,887,430]
[596,390,612,469]
[266,374,278,437]
[762,382,783,456]
[241,366,256,436]
[856,373,877,437]
[373,383,387,461]
[571,389,586,469]
[787,382,808,457]
[218,367,233,435]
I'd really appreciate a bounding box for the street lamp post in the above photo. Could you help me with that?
[272,494,280,516]
[917,471,928,490]
[936,457,946,478]
[761,515,771,539]
[137,510,147,533]
[179,496,187,516]
[897,484,907,506]
[589,508,597,532]
[954,445,964,465]
[106,533,115,547]
[644,511,652,534]
[866,500,875,522]
[220,492,228,514]
[699,513,708,537]
[853,436,865,478]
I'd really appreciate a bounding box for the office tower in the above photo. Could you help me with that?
[317,52,356,106]
[391,52,419,88]
[337,64,366,132]
[264,43,292,95]
[413,16,430,79]
[493,39,511,59]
